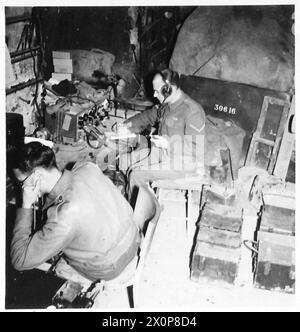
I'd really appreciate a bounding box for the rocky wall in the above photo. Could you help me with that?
[6,6,41,134]
[170,6,294,93]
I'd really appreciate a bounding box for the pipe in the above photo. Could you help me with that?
[6,14,31,25]
[11,52,39,64]
[10,46,40,59]
[6,78,43,95]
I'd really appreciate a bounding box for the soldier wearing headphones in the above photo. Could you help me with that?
[123,69,205,136]
[118,68,206,201]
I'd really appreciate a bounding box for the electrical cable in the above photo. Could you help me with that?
[30,40,41,119]
[243,240,259,255]
[66,94,98,107]
[86,135,102,150]
[124,98,168,194]
[156,98,168,125]
[126,98,167,171]
[83,125,104,150]
[111,122,118,131]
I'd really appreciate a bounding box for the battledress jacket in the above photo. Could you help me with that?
[11,162,140,281]
[125,92,206,164]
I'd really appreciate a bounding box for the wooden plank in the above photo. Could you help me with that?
[255,137,275,146]
[273,96,295,179]
[256,96,271,134]
[268,100,290,173]
[245,96,290,173]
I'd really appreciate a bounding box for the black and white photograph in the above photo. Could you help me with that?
[2,0,297,313]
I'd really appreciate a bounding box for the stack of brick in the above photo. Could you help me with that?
[52,50,73,82]
[191,187,243,285]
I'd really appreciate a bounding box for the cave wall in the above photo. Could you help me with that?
[6,6,41,135]
[37,6,195,98]
[170,6,294,93]
[37,6,138,97]
[39,7,131,63]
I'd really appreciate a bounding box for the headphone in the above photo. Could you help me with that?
[161,79,172,98]
[159,69,180,99]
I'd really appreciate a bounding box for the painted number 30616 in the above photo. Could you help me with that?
[214,104,236,114]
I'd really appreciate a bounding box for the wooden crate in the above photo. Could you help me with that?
[191,236,241,285]
[254,231,295,294]
[260,204,295,235]
[191,203,243,285]
[200,203,243,232]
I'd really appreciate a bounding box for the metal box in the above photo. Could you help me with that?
[45,103,87,144]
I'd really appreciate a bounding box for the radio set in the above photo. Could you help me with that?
[45,99,109,144]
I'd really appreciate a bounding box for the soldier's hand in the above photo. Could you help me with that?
[22,176,41,209]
